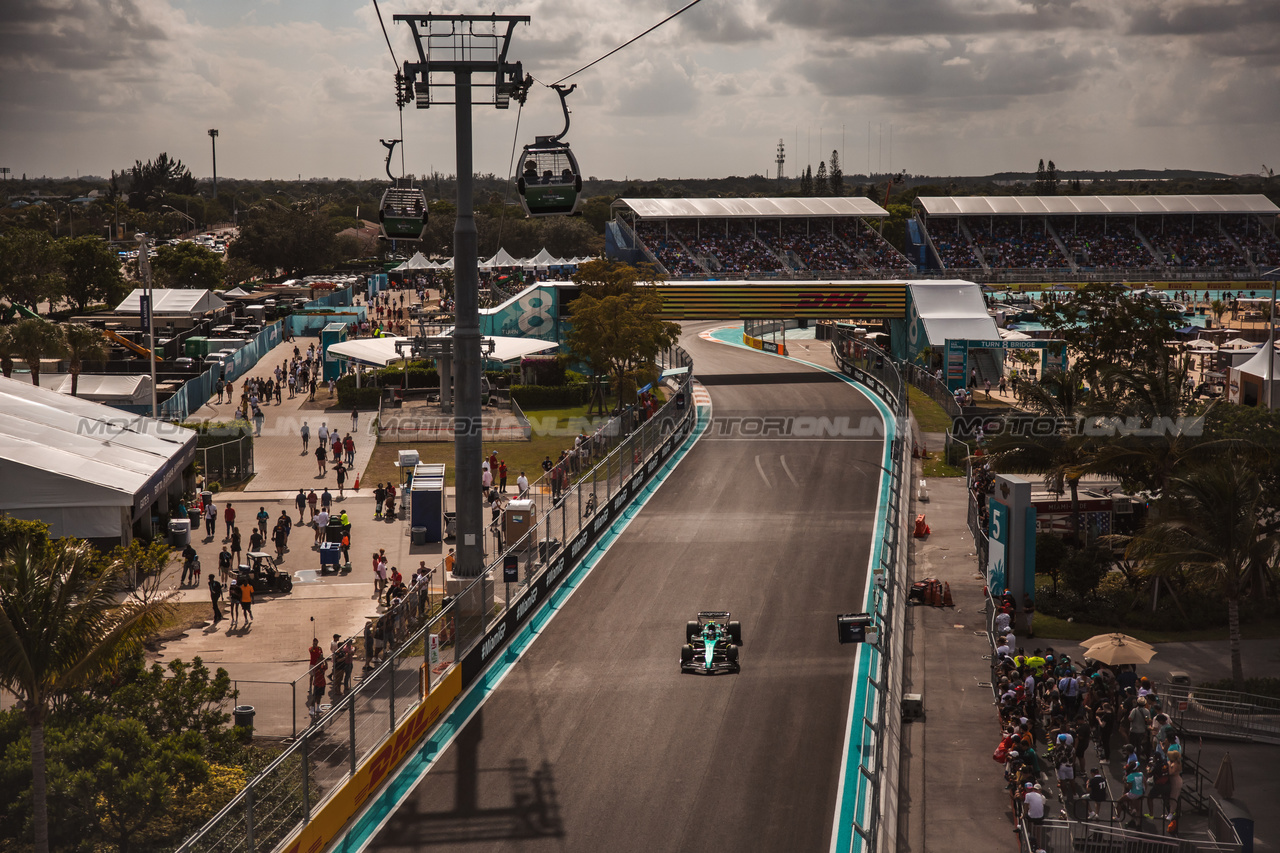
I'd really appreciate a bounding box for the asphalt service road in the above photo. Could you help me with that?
[367,322,887,852]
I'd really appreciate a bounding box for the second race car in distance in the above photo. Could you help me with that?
[680,611,742,674]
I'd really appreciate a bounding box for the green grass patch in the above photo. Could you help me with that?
[366,402,611,488]
[922,456,965,478]
[1032,612,1280,645]
[908,385,953,433]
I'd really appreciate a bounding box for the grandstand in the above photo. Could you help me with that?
[913,195,1280,280]
[610,197,912,280]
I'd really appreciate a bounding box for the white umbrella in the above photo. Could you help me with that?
[1081,637,1158,666]
[1080,633,1155,652]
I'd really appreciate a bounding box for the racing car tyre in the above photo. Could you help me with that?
[681,644,694,667]
[728,620,742,645]
[727,644,739,668]
[686,621,700,643]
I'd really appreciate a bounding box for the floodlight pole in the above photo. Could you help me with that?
[137,233,159,418]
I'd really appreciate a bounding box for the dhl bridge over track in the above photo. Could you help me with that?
[651,279,908,319]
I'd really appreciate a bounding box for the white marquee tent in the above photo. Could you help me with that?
[1229,344,1280,406]
[0,376,196,542]
[116,288,227,316]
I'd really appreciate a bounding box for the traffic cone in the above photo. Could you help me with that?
[927,580,940,607]
[913,514,930,538]
[942,582,955,607]
[354,473,360,492]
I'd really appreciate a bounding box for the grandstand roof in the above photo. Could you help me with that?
[915,195,1280,217]
[614,197,888,219]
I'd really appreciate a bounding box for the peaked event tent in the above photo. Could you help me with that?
[116,288,227,316]
[1228,344,1280,405]
[394,252,433,270]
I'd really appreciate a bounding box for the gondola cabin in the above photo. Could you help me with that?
[378,183,429,241]
[517,140,582,217]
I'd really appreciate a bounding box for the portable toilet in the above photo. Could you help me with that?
[411,463,446,543]
[320,322,349,382]
[184,336,209,358]
[503,499,537,548]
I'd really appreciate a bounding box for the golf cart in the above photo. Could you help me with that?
[241,551,294,593]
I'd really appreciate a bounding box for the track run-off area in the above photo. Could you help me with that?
[351,321,892,852]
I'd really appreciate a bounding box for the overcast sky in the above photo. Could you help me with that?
[3,0,1278,183]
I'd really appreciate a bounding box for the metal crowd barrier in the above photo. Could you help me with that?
[830,327,911,853]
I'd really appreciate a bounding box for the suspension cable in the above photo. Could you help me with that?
[552,0,709,86]
[495,100,525,249]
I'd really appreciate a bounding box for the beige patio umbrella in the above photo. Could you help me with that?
[1081,636,1158,666]
[1080,632,1156,652]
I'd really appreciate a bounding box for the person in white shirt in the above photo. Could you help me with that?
[516,471,529,497]
[314,509,330,543]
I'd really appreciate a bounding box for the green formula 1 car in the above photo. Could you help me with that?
[680,611,742,674]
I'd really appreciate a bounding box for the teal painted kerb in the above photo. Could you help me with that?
[335,402,712,853]
[705,323,894,853]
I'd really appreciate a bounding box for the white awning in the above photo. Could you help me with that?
[910,281,1001,344]
[326,333,558,367]
[394,252,433,270]
[482,248,522,268]
[916,194,1280,217]
[614,197,889,219]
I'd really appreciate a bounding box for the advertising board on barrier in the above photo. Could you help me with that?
[279,667,462,853]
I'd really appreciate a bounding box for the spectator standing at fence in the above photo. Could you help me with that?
[516,471,529,498]
[308,664,327,720]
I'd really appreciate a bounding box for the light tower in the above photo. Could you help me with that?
[775,139,785,180]
[396,13,529,580]
[208,129,219,198]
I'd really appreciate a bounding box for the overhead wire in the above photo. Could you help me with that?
[551,0,709,86]
[373,0,408,178]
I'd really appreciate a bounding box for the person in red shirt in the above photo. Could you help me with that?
[309,637,324,667]
[498,460,508,493]
[224,502,236,540]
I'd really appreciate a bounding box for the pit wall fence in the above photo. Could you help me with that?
[830,328,911,853]
[175,345,695,853]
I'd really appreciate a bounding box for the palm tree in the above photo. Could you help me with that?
[0,536,171,853]
[987,364,1095,543]
[61,322,107,397]
[1126,459,1280,689]
[4,317,65,387]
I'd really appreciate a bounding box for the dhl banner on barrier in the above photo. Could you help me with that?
[280,666,462,853]
[657,281,908,320]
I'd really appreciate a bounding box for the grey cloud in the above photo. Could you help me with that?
[798,43,1108,103]
[766,0,1109,38]
[0,0,169,73]
[1124,1,1280,36]
[679,0,773,44]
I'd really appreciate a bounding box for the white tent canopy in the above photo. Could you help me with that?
[0,376,196,540]
[326,333,557,367]
[394,252,433,270]
[1228,345,1280,405]
[20,373,154,405]
[223,286,251,298]
[482,248,521,268]
[527,248,562,267]
[910,281,1001,345]
[116,288,227,316]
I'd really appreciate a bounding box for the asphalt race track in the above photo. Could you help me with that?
[367,322,886,852]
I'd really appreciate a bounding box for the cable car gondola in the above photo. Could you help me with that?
[377,138,428,241]
[517,84,583,217]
